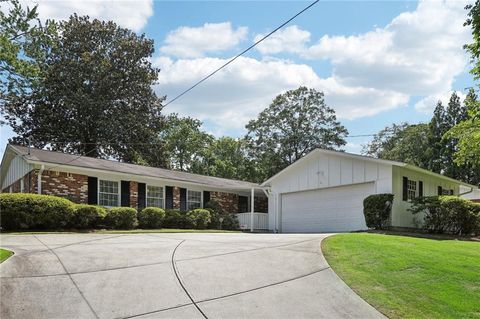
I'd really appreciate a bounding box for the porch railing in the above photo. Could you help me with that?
[235,212,268,230]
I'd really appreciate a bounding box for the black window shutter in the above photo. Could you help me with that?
[450,189,454,195]
[203,191,210,206]
[121,181,130,207]
[239,196,248,213]
[402,177,408,201]
[180,188,187,211]
[87,177,98,205]
[437,186,442,196]
[418,181,423,197]
[165,186,173,209]
[138,183,146,210]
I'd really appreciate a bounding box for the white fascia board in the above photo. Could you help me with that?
[402,164,478,188]
[25,159,265,195]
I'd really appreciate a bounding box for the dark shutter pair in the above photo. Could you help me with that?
[88,177,132,207]
[402,177,423,201]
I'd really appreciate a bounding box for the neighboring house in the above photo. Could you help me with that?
[0,145,268,214]
[262,148,480,233]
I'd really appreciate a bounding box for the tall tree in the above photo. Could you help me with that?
[427,101,448,173]
[362,123,431,168]
[160,114,213,171]
[0,0,56,111]
[4,15,165,162]
[190,137,258,182]
[246,87,348,180]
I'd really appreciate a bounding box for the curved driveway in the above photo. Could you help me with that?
[0,233,385,319]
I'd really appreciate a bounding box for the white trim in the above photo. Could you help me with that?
[98,179,120,207]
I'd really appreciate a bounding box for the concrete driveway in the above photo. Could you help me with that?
[0,233,385,319]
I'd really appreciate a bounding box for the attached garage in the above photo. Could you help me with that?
[280,183,373,232]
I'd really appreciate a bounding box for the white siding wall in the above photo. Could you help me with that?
[267,152,393,231]
[2,155,32,189]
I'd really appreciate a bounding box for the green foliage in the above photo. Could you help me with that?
[4,14,166,163]
[138,207,165,229]
[71,204,107,229]
[160,113,213,171]
[246,86,348,182]
[186,209,211,229]
[204,200,239,230]
[465,1,480,82]
[409,196,480,235]
[162,209,192,229]
[219,213,240,230]
[104,207,137,229]
[0,0,57,107]
[363,194,394,230]
[0,193,73,230]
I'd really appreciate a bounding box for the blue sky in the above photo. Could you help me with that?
[0,0,474,158]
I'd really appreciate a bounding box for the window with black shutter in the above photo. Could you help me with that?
[121,181,130,207]
[180,188,187,211]
[438,186,443,196]
[402,177,408,201]
[203,191,211,206]
[165,186,173,209]
[418,181,423,197]
[238,196,248,212]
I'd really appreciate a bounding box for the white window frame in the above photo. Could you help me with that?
[407,179,417,201]
[20,179,24,193]
[146,184,165,208]
[98,179,120,207]
[187,189,203,210]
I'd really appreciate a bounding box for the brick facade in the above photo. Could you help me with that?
[172,187,181,209]
[130,181,138,209]
[2,170,268,214]
[41,170,88,203]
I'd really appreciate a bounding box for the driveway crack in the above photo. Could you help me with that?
[171,240,209,319]
[33,235,100,319]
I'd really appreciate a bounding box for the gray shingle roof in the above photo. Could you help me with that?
[10,145,260,190]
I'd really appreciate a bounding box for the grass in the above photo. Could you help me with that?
[322,233,480,319]
[0,248,13,263]
[2,228,242,235]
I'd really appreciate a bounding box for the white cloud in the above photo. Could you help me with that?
[305,0,470,97]
[18,0,153,32]
[160,22,248,58]
[254,25,311,55]
[415,90,466,113]
[154,56,408,133]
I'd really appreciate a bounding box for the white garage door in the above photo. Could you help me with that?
[281,182,374,233]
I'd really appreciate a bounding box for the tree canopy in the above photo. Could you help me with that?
[3,15,165,162]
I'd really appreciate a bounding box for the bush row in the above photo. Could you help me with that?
[409,196,480,235]
[363,193,394,230]
[0,193,239,231]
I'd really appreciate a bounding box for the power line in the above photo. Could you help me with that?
[163,0,320,108]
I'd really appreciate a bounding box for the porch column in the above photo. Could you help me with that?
[250,187,255,232]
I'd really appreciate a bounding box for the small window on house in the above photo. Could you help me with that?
[187,190,202,210]
[407,180,417,200]
[99,180,119,207]
[147,185,164,208]
[442,189,452,195]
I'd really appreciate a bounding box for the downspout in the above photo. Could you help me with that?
[250,187,255,232]
[37,165,44,195]
[458,186,474,197]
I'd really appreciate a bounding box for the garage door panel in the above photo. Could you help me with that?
[281,183,373,233]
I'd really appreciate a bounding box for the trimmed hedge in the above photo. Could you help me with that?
[0,193,74,230]
[104,207,138,229]
[205,200,239,230]
[363,193,394,230]
[71,204,107,229]
[186,209,211,229]
[409,196,480,235]
[138,207,165,229]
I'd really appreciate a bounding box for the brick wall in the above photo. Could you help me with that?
[254,196,268,213]
[173,187,180,209]
[130,181,138,209]
[41,170,88,203]
[211,191,239,213]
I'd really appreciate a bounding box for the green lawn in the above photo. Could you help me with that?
[2,228,241,235]
[0,248,13,263]
[322,233,480,319]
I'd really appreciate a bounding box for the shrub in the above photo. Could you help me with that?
[104,207,137,229]
[0,193,74,230]
[186,209,211,229]
[162,209,190,229]
[219,213,240,230]
[363,194,394,230]
[409,196,480,235]
[71,204,107,229]
[138,207,165,229]
[205,200,239,230]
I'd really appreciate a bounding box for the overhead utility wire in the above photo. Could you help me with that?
[162,0,320,108]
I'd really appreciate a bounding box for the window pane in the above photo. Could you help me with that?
[187,190,201,210]
[147,185,164,208]
[99,180,119,206]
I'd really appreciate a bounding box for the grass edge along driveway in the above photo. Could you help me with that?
[322,233,480,319]
[0,248,13,263]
